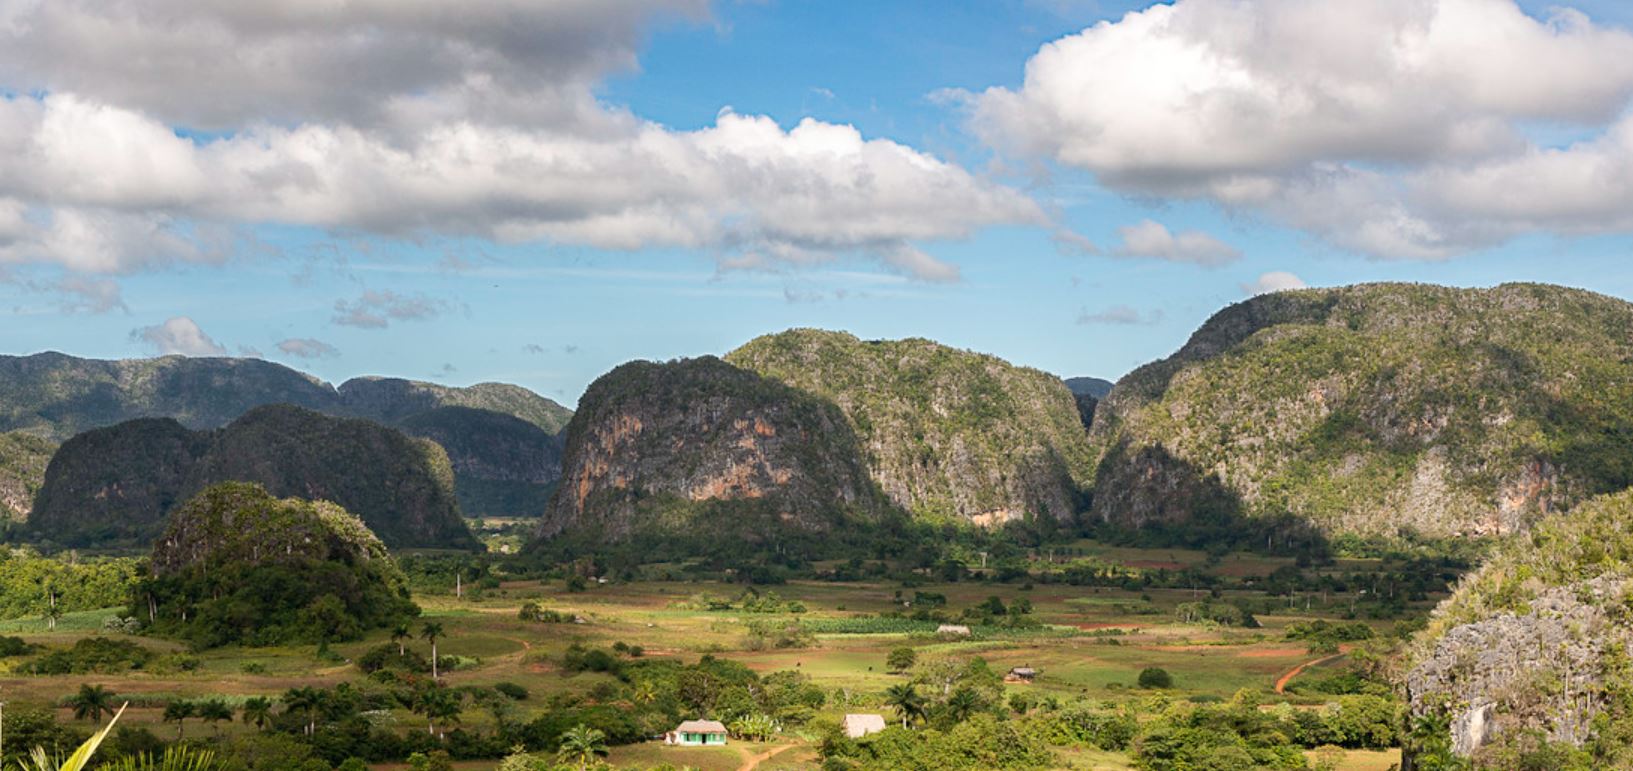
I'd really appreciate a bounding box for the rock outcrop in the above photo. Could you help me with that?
[726,330,1094,526]
[539,357,891,542]
[31,405,476,549]
[1090,283,1633,538]
[0,432,55,521]
[1404,489,1633,766]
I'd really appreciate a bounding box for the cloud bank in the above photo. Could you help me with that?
[0,0,1040,283]
[971,0,1633,259]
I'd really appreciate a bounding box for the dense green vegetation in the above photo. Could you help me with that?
[1092,283,1633,540]
[31,405,477,550]
[0,548,141,620]
[135,483,419,648]
[727,329,1094,526]
[399,406,561,518]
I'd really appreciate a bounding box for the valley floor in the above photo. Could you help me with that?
[0,543,1435,770]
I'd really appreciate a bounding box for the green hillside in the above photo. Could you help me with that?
[1090,283,1633,540]
[30,405,477,550]
[727,329,1094,527]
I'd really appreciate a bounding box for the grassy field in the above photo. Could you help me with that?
[0,544,1435,770]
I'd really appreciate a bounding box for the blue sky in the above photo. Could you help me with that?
[3,0,1632,405]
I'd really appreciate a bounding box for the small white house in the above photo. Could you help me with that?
[936,624,971,637]
[843,713,887,739]
[665,720,728,747]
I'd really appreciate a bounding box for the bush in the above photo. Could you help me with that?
[1137,667,1173,689]
[493,682,529,700]
[24,637,153,675]
[356,643,431,674]
[0,635,34,656]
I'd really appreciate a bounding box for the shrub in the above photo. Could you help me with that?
[493,682,529,700]
[357,643,432,674]
[1137,667,1173,689]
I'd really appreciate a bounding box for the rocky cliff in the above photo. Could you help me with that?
[0,352,571,517]
[539,356,892,543]
[1089,283,1633,539]
[1403,489,1633,767]
[726,330,1094,526]
[0,432,55,521]
[31,405,476,549]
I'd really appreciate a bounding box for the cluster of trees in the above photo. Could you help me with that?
[821,688,1404,771]
[0,549,142,623]
[133,484,421,649]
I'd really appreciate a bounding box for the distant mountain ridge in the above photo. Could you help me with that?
[31,404,477,550]
[0,351,572,518]
[1064,377,1114,399]
[1090,282,1633,539]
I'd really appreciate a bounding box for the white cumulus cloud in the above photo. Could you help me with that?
[1241,271,1309,295]
[969,0,1633,259]
[130,316,228,356]
[1112,220,1240,266]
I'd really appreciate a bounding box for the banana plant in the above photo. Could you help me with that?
[13,703,126,771]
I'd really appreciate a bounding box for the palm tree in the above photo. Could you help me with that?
[162,701,195,740]
[943,686,981,723]
[631,681,658,706]
[420,621,445,679]
[69,684,115,724]
[391,623,412,656]
[43,600,62,632]
[556,724,608,771]
[884,683,926,730]
[281,687,320,736]
[240,696,272,730]
[195,699,233,736]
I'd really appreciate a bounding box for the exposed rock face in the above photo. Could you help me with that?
[1091,283,1633,538]
[726,330,1094,526]
[539,357,890,541]
[0,352,572,517]
[1404,490,1633,766]
[0,432,55,521]
[31,405,476,549]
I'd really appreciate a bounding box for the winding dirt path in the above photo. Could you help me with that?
[1274,652,1346,694]
[738,743,797,771]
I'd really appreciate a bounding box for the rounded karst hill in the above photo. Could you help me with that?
[538,356,893,548]
[725,329,1094,527]
[1090,282,1633,540]
[142,482,418,647]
